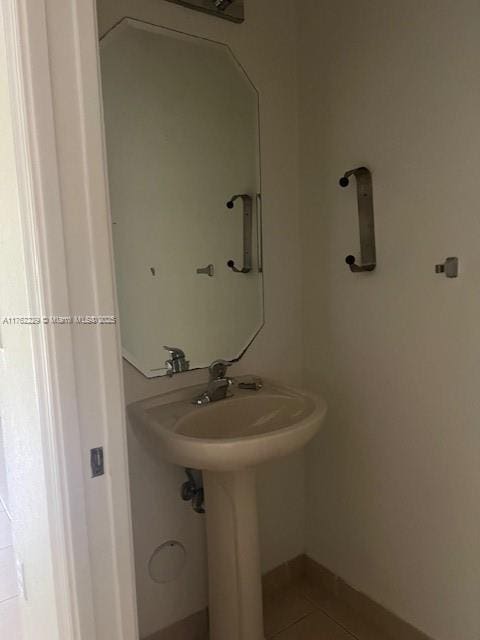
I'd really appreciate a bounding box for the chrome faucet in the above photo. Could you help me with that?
[164,346,190,377]
[193,359,233,405]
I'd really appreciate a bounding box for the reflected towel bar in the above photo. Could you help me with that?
[226,194,253,274]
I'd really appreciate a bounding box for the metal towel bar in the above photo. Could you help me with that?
[339,166,377,273]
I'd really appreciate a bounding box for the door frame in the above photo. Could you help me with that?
[1,1,138,638]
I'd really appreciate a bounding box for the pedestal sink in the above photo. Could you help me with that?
[128,377,327,640]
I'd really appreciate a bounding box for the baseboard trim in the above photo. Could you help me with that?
[144,554,433,640]
[143,609,208,640]
[332,574,433,640]
[264,554,433,640]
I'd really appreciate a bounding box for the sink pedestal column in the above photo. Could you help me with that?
[203,469,264,640]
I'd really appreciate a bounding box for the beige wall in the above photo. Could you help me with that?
[96,1,304,637]
[299,2,480,639]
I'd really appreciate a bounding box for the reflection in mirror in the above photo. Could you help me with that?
[100,19,263,378]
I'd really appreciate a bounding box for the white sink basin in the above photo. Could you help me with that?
[128,377,327,640]
[128,378,327,471]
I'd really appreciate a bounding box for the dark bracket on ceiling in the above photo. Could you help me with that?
[163,0,245,23]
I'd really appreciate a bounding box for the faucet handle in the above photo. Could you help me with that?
[164,345,186,358]
[164,346,189,376]
[208,359,231,380]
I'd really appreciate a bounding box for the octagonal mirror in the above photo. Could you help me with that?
[100,18,263,377]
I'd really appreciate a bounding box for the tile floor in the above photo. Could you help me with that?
[263,580,389,640]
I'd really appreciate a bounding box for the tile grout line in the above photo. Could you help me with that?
[268,609,314,639]
[270,605,360,640]
[266,583,325,639]
[268,589,361,640]
[301,590,371,640]
[313,607,362,640]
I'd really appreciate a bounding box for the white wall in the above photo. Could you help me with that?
[0,426,22,640]
[299,2,480,639]
[96,2,304,637]
[0,7,56,638]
